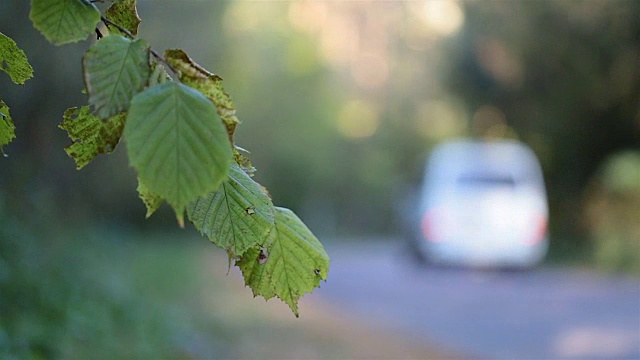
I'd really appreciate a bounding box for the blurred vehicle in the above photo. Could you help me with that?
[408,139,549,268]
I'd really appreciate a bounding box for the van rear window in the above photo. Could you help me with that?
[456,175,516,187]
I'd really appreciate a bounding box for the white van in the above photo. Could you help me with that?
[411,139,549,268]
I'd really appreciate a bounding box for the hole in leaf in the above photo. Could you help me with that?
[258,247,268,264]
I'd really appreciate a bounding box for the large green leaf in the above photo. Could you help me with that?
[30,0,100,45]
[83,35,150,119]
[125,82,232,226]
[188,163,276,257]
[237,207,330,317]
[0,33,34,85]
[164,49,240,142]
[105,0,142,37]
[0,99,15,156]
[59,106,126,169]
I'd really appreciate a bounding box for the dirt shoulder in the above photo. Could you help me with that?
[199,248,463,359]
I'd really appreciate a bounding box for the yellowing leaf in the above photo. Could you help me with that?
[124,82,232,225]
[136,179,163,218]
[83,35,150,119]
[0,99,15,156]
[59,106,126,169]
[237,207,330,317]
[0,33,34,85]
[188,163,276,257]
[106,0,142,37]
[164,49,240,142]
[30,0,100,45]
[234,145,257,177]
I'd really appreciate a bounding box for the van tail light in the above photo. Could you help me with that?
[421,212,433,241]
[421,210,447,243]
[525,216,548,246]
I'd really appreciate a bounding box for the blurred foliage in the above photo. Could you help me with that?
[0,199,234,359]
[6,0,638,354]
[0,197,427,358]
[0,0,638,259]
[584,151,640,273]
[449,0,640,245]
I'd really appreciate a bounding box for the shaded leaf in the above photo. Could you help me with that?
[83,35,150,119]
[137,179,163,218]
[149,62,170,87]
[106,0,141,36]
[59,106,126,169]
[164,49,239,142]
[237,207,330,317]
[0,33,34,85]
[30,0,100,45]
[124,82,232,226]
[0,99,15,156]
[188,163,276,257]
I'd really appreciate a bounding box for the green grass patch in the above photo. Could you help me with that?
[0,206,445,359]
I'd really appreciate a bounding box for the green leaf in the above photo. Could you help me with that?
[105,0,141,37]
[164,49,240,142]
[0,33,34,85]
[237,207,330,317]
[238,246,276,300]
[124,82,232,226]
[0,99,15,156]
[59,106,126,169]
[30,0,100,45]
[148,62,170,87]
[83,35,150,119]
[136,179,163,218]
[188,163,276,257]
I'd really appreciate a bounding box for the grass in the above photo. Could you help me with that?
[1,221,451,359]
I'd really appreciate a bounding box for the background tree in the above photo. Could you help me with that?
[1,0,329,317]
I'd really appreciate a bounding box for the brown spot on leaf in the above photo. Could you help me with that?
[258,247,268,264]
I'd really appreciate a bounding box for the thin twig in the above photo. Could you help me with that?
[100,16,179,79]
[100,16,135,39]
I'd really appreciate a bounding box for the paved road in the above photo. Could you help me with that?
[316,240,640,359]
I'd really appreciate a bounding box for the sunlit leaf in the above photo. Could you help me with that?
[105,0,141,36]
[237,207,330,317]
[30,0,100,45]
[238,246,276,300]
[0,99,15,156]
[188,163,275,257]
[164,49,240,142]
[137,179,163,218]
[59,106,126,169]
[0,33,34,85]
[124,82,232,226]
[83,35,150,119]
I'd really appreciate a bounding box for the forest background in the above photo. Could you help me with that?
[0,1,638,357]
